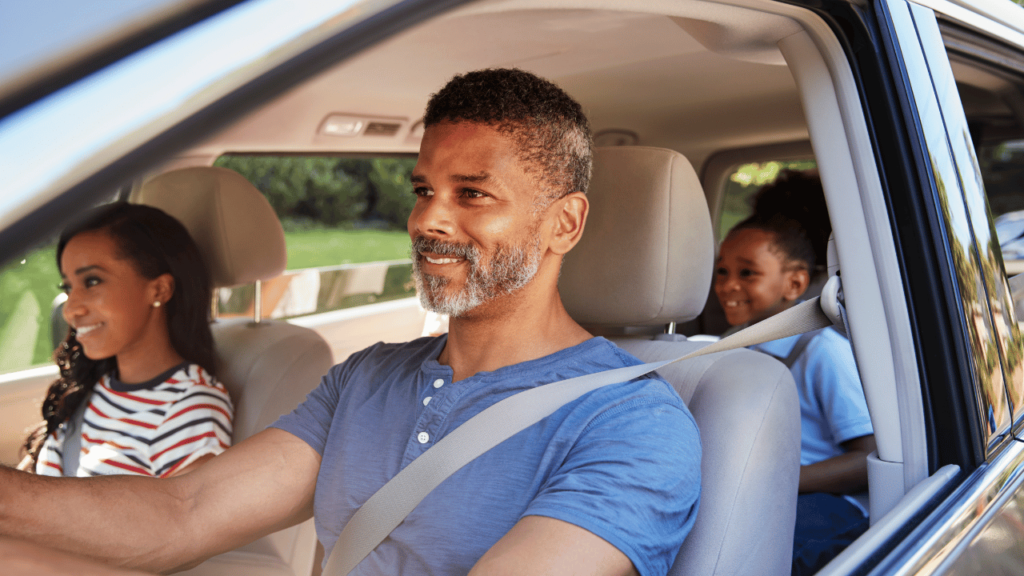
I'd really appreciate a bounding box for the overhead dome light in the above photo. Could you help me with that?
[318,113,408,138]
[594,129,639,146]
[319,114,366,137]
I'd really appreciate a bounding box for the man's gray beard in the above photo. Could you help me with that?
[412,233,542,318]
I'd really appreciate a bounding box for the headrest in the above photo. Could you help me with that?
[560,147,713,327]
[132,167,286,288]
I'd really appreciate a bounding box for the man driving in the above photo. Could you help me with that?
[0,68,701,576]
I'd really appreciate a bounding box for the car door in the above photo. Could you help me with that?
[850,0,1024,572]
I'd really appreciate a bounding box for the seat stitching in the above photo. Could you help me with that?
[706,360,790,575]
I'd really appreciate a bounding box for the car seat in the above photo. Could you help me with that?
[131,166,333,576]
[560,147,801,576]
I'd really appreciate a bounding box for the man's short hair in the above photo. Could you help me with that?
[423,68,593,205]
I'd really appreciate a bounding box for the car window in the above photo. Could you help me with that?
[717,159,817,243]
[0,194,119,376]
[212,155,417,320]
[938,26,1024,439]
[0,243,60,374]
[979,140,1024,219]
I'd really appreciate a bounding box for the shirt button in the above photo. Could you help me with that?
[417,432,430,444]
[423,396,432,406]
[433,378,445,389]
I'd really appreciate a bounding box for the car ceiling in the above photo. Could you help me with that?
[184,2,808,172]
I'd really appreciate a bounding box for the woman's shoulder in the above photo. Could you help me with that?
[158,363,232,400]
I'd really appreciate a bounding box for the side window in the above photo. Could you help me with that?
[212,155,418,320]
[934,21,1024,439]
[717,159,817,242]
[0,194,119,377]
[979,140,1024,268]
[0,244,61,373]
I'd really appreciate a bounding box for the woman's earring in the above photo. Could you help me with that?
[153,301,162,308]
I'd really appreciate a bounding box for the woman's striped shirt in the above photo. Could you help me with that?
[35,363,233,478]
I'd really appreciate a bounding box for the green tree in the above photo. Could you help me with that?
[369,158,417,228]
[215,156,370,227]
[216,155,416,230]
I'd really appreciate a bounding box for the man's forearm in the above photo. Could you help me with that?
[0,536,158,576]
[0,465,197,571]
[1,429,321,573]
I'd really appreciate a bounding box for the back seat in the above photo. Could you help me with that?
[560,146,801,576]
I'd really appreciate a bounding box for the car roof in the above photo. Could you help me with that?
[182,2,807,171]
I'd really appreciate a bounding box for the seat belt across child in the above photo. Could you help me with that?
[324,295,835,575]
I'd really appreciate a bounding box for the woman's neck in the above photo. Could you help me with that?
[116,343,186,385]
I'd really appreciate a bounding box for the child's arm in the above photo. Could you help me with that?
[798,434,876,494]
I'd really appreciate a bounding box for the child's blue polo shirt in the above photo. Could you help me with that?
[273,335,701,576]
[751,328,873,466]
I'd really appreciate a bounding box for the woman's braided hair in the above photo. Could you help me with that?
[20,203,216,470]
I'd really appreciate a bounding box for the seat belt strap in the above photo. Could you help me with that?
[782,332,817,369]
[323,296,833,575]
[62,394,90,477]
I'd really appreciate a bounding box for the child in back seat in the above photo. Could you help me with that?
[713,172,875,576]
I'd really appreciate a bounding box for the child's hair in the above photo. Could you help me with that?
[730,170,830,271]
[21,202,216,469]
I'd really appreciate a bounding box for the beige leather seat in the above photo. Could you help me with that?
[132,167,334,576]
[560,147,801,576]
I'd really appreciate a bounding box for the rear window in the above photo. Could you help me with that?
[212,155,418,319]
[717,159,817,242]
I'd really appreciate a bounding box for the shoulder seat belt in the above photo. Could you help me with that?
[324,296,835,575]
[759,331,818,369]
[62,394,90,477]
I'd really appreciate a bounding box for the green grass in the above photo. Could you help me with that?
[0,245,60,372]
[0,229,415,375]
[284,228,412,269]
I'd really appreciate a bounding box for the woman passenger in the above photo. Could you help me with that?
[19,203,233,478]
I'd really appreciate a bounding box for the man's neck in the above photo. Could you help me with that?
[438,287,592,382]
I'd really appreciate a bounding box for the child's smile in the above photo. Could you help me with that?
[714,228,808,326]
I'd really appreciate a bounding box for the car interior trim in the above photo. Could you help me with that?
[287,297,421,331]
[818,462,960,575]
[780,0,933,498]
[780,25,928,518]
[455,0,802,65]
[941,440,1024,573]
[872,439,1024,574]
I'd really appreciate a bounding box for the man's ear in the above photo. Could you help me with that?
[547,191,588,256]
[783,267,810,301]
[150,273,176,307]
